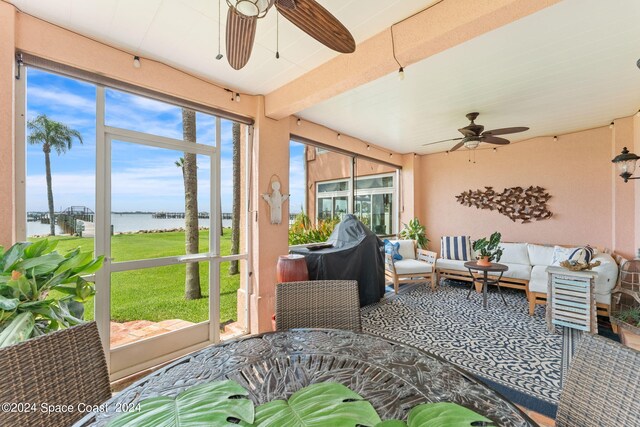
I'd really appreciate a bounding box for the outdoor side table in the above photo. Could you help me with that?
[545,266,598,334]
[464,261,509,309]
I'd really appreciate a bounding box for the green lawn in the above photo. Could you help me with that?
[34,229,240,325]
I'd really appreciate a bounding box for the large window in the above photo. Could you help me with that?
[289,139,399,238]
[318,173,395,234]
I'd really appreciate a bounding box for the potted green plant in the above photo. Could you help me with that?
[0,239,104,348]
[399,218,429,249]
[611,307,640,351]
[473,232,503,267]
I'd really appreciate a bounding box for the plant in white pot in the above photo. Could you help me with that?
[472,232,503,267]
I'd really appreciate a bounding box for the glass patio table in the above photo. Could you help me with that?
[74,329,536,427]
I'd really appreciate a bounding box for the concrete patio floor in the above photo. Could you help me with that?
[110,319,246,348]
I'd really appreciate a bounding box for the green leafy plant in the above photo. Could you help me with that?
[107,380,495,427]
[0,239,104,347]
[614,307,640,328]
[107,380,254,427]
[288,211,339,245]
[254,382,381,426]
[472,232,503,262]
[399,402,494,426]
[399,218,429,249]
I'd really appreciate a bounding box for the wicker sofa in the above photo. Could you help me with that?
[435,242,619,316]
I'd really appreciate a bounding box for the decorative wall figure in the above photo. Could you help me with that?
[455,186,552,223]
[263,179,289,224]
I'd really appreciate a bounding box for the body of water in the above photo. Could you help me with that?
[27,213,232,237]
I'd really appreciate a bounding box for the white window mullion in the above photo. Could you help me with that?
[105,126,215,156]
[244,125,254,333]
[209,117,222,343]
[15,68,27,242]
[95,85,111,364]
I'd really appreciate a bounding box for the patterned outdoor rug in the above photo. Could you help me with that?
[362,282,581,418]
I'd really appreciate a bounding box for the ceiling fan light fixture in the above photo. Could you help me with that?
[464,138,480,150]
[227,0,274,18]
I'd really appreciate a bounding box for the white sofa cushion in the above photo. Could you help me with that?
[529,253,619,305]
[387,240,415,260]
[527,244,555,266]
[592,252,618,294]
[397,240,416,260]
[393,259,433,275]
[436,258,467,272]
[529,265,548,294]
[437,258,531,280]
[500,264,531,281]
[551,246,579,266]
[498,243,530,265]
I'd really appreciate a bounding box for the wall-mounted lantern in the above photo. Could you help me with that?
[612,147,640,182]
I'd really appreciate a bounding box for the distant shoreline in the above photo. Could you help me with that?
[29,226,224,239]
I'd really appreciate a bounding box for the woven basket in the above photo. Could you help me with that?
[559,260,600,271]
[610,317,640,351]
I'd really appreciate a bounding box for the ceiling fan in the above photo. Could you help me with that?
[422,112,529,152]
[225,0,356,70]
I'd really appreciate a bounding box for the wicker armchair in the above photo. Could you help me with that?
[556,333,640,427]
[276,280,361,331]
[0,322,111,427]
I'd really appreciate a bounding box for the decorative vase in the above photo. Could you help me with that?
[276,254,309,283]
[477,256,491,267]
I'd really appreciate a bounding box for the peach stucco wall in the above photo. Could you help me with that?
[0,2,16,246]
[418,125,636,258]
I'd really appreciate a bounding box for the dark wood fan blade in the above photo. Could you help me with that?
[276,0,355,53]
[276,0,296,9]
[481,135,510,145]
[422,137,463,146]
[482,126,529,136]
[450,141,465,151]
[226,8,257,70]
[457,127,477,137]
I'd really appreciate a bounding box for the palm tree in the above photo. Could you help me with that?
[27,114,83,236]
[180,108,201,300]
[229,122,241,275]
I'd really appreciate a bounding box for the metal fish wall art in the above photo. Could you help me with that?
[455,186,552,224]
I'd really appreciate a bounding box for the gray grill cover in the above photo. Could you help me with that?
[290,215,385,306]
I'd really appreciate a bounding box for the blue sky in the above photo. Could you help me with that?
[26,68,305,213]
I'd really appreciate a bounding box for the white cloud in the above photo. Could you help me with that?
[28,86,95,111]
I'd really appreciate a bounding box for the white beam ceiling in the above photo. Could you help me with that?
[7,0,434,94]
[298,0,640,154]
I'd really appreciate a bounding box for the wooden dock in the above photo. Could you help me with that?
[152,212,210,219]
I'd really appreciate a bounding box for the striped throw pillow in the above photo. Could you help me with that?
[441,236,471,261]
[569,246,595,264]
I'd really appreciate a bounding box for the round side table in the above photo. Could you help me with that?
[463,261,509,309]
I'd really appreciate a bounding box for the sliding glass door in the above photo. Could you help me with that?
[19,68,251,380]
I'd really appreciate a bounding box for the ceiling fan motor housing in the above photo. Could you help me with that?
[227,0,274,18]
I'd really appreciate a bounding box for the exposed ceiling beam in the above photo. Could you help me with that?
[265,0,560,120]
